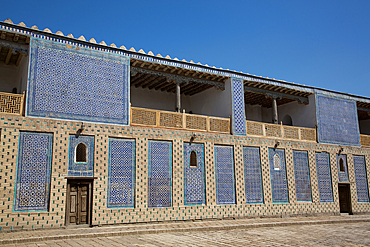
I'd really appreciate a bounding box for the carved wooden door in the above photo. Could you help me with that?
[67,181,91,225]
[338,184,350,213]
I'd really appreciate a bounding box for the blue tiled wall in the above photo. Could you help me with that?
[315,152,334,203]
[269,148,289,203]
[183,143,205,205]
[293,151,312,202]
[353,155,370,203]
[148,141,172,207]
[14,132,53,211]
[231,78,246,136]
[68,135,94,177]
[215,146,236,205]
[316,93,360,146]
[337,154,349,182]
[107,138,135,208]
[27,38,130,125]
[243,147,263,203]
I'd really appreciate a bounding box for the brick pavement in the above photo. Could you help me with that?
[1,214,370,246]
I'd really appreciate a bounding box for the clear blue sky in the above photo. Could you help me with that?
[2,0,370,97]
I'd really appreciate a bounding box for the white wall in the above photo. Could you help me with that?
[0,55,29,94]
[131,81,232,119]
[130,86,191,112]
[277,95,316,128]
[359,119,370,135]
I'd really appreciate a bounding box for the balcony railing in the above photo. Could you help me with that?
[130,107,231,134]
[361,134,370,147]
[246,120,316,142]
[0,91,25,115]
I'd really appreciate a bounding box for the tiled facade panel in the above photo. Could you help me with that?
[293,151,312,202]
[353,155,370,203]
[27,38,130,125]
[231,78,246,136]
[269,148,289,203]
[183,143,205,205]
[107,138,135,208]
[1,115,370,231]
[316,93,360,146]
[68,135,94,177]
[337,154,349,182]
[14,132,53,211]
[214,146,236,205]
[316,152,334,203]
[243,147,263,203]
[148,140,172,207]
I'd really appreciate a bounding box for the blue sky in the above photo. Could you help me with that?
[1,0,370,97]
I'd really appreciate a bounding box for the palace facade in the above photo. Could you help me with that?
[0,19,370,231]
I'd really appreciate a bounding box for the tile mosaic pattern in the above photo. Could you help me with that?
[107,138,135,208]
[231,78,246,136]
[148,140,172,207]
[293,151,312,202]
[243,147,263,203]
[316,93,360,146]
[215,146,236,205]
[183,143,205,205]
[337,154,349,182]
[316,152,334,202]
[27,38,130,125]
[68,135,94,177]
[269,148,289,203]
[353,155,369,203]
[14,132,53,211]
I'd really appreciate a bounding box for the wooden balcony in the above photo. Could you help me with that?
[246,120,317,142]
[0,91,25,116]
[361,134,370,147]
[130,107,231,134]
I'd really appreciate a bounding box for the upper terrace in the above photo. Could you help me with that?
[0,19,370,147]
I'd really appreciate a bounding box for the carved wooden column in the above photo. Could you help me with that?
[272,97,278,124]
[176,82,181,112]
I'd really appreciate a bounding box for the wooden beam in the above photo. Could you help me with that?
[153,80,170,90]
[15,53,23,67]
[135,74,152,88]
[161,83,176,92]
[141,76,159,88]
[5,48,12,65]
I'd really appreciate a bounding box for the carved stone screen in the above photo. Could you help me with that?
[337,154,349,182]
[14,132,53,211]
[293,151,312,202]
[148,141,172,207]
[316,152,334,203]
[243,147,263,203]
[353,155,369,203]
[68,135,94,177]
[231,78,246,136]
[107,138,135,208]
[269,148,289,203]
[183,143,205,205]
[215,146,236,205]
[316,93,360,146]
[27,38,130,125]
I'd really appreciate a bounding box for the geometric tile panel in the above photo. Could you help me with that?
[27,38,130,125]
[293,151,312,202]
[231,78,246,136]
[315,152,334,203]
[353,155,370,203]
[183,142,205,205]
[243,147,263,203]
[269,148,289,203]
[316,93,360,146]
[214,146,236,205]
[337,154,349,182]
[107,138,135,208]
[148,140,172,208]
[14,132,53,211]
[68,135,94,177]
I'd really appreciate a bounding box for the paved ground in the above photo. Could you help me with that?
[2,215,370,246]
